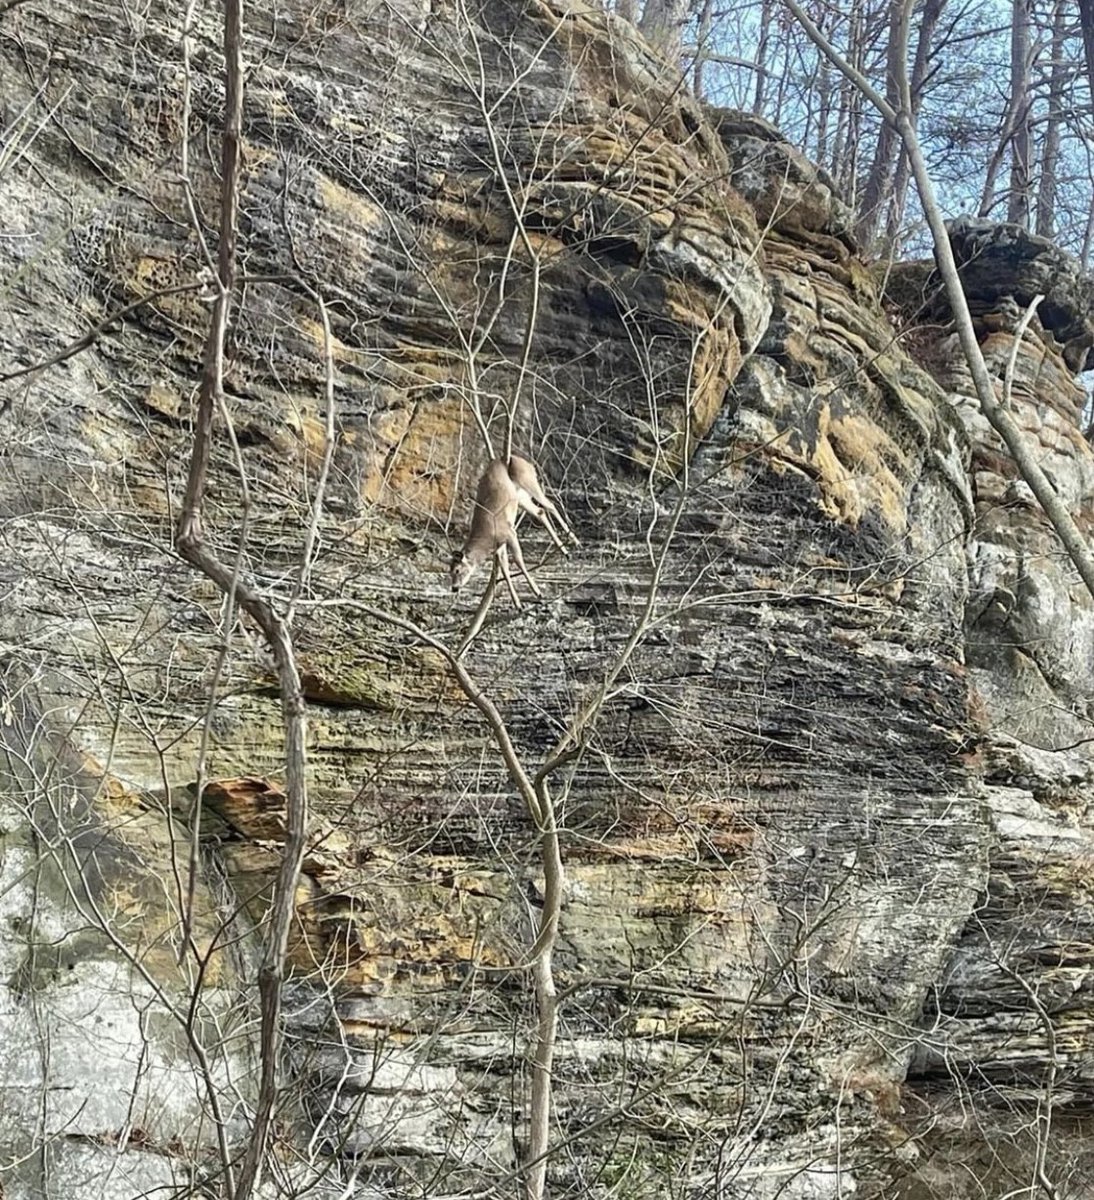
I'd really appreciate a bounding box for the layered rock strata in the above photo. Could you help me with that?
[886,219,1094,1195]
[0,3,1091,1198]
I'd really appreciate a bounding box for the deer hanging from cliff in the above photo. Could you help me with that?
[450,454,578,608]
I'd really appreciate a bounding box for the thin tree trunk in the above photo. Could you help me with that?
[977,0,1033,221]
[1080,0,1094,267]
[1080,0,1094,100]
[752,0,774,113]
[1082,198,1094,268]
[773,29,793,126]
[1035,0,1067,238]
[175,5,310,1198]
[1007,0,1033,226]
[638,0,689,56]
[887,0,944,248]
[692,0,713,95]
[838,5,865,207]
[840,82,862,208]
[857,0,904,247]
[816,56,832,168]
[979,119,1017,217]
[524,781,563,1200]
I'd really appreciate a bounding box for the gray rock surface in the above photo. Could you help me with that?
[0,2,1091,1198]
[886,221,1094,1195]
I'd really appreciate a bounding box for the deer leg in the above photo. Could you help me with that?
[538,509,568,554]
[506,530,542,597]
[542,496,580,545]
[457,561,499,658]
[515,490,567,554]
[497,545,522,609]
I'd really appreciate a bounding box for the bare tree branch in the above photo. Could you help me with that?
[1,282,210,385]
[1002,294,1044,410]
[172,3,309,1197]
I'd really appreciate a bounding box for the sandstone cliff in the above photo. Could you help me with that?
[0,1,1091,1198]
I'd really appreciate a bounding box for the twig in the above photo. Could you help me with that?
[1,281,210,384]
[0,273,287,385]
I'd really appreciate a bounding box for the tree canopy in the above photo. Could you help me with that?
[629,0,1094,262]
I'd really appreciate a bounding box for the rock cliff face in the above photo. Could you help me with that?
[885,222,1094,1194]
[0,2,1091,1198]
